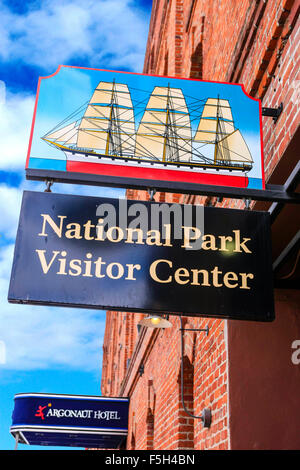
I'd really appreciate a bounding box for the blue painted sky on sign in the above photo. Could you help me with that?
[29,65,263,182]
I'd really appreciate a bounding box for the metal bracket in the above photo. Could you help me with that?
[269,161,300,224]
[147,188,156,201]
[179,325,209,336]
[179,317,211,427]
[27,168,299,205]
[243,198,252,210]
[201,408,212,428]
[262,103,283,123]
[273,230,300,272]
[14,432,19,450]
[44,179,54,192]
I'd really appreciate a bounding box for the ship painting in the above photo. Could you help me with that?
[42,80,254,188]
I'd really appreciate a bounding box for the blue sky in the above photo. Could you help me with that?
[0,0,152,450]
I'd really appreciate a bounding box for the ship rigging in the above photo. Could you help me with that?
[42,80,253,177]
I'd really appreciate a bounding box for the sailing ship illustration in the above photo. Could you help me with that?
[42,81,254,187]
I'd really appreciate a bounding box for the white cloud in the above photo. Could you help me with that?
[0,0,150,171]
[0,0,149,72]
[0,182,117,371]
[0,243,106,371]
[0,0,139,373]
[0,184,110,372]
[0,184,23,240]
[0,83,35,170]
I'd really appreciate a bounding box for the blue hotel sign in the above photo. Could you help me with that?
[10,393,129,448]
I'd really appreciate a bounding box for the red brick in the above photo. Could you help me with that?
[100,0,299,452]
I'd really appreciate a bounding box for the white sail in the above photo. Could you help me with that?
[135,86,192,162]
[43,84,253,171]
[201,98,233,120]
[45,121,78,143]
[217,129,253,163]
[194,117,234,143]
[194,98,234,143]
[77,81,135,156]
[45,82,136,156]
[194,97,252,165]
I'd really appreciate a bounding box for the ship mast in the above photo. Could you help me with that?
[162,84,172,162]
[213,95,232,164]
[105,81,114,155]
[164,84,181,162]
[135,85,191,163]
[213,95,220,164]
[105,80,123,156]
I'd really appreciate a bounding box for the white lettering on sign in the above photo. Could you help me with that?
[46,408,121,420]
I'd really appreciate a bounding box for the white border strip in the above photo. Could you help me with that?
[13,393,129,402]
[10,425,128,435]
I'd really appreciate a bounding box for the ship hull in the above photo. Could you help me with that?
[64,150,249,188]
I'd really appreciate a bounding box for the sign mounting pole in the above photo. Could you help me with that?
[14,432,19,451]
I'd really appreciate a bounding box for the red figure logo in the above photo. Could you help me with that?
[35,405,48,420]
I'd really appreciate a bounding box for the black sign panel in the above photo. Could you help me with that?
[8,191,274,322]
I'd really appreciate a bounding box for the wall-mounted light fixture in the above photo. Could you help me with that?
[139,313,211,428]
[138,314,172,329]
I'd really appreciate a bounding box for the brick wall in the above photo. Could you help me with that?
[144,0,299,186]
[100,0,299,450]
[102,313,229,450]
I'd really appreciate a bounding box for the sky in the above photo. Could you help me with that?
[0,0,152,451]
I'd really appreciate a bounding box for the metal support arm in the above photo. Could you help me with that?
[262,103,283,123]
[179,316,211,427]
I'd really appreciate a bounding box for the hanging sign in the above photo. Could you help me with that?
[26,66,264,192]
[10,393,129,448]
[8,191,274,322]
